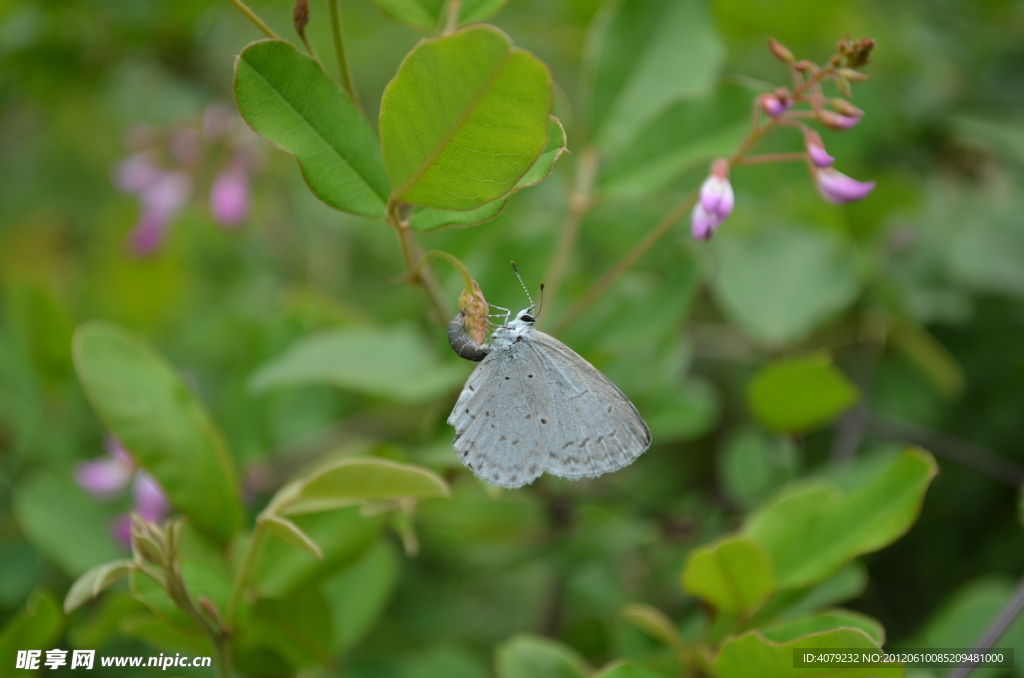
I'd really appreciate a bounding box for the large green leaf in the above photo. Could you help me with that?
[682,536,775,615]
[234,40,390,218]
[268,457,449,516]
[587,0,724,152]
[743,449,936,589]
[249,324,466,403]
[761,609,884,645]
[323,540,400,654]
[747,353,859,433]
[372,0,507,27]
[380,25,552,210]
[495,634,590,678]
[409,116,567,231]
[716,629,902,678]
[718,429,799,509]
[73,322,242,543]
[712,228,860,347]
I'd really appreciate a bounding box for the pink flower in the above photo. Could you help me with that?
[692,159,734,240]
[818,110,861,130]
[814,167,876,204]
[75,437,171,547]
[803,129,835,167]
[209,158,250,227]
[759,93,792,117]
[129,171,191,255]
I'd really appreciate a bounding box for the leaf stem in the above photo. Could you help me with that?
[225,0,279,39]
[226,524,266,629]
[389,203,451,323]
[328,0,362,114]
[543,146,598,323]
[441,0,461,35]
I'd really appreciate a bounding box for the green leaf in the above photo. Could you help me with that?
[621,603,685,654]
[64,560,134,614]
[12,472,125,577]
[911,577,1024,649]
[0,589,63,663]
[761,609,884,645]
[495,634,590,678]
[372,0,507,27]
[73,322,242,543]
[259,515,323,560]
[323,540,400,654]
[747,353,860,434]
[249,324,466,403]
[269,457,449,516]
[587,0,724,152]
[410,115,567,231]
[758,562,868,623]
[743,449,937,589]
[712,229,860,347]
[716,629,901,678]
[256,507,385,597]
[682,536,775,615]
[380,25,552,210]
[719,429,799,509]
[236,592,334,672]
[234,39,390,218]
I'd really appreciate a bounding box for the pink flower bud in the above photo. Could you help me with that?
[768,37,794,64]
[814,167,876,204]
[759,93,792,117]
[209,160,250,227]
[819,110,861,130]
[692,159,734,240]
[691,203,720,240]
[803,129,834,167]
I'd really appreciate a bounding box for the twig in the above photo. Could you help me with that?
[225,0,279,39]
[328,0,362,114]
[864,413,1024,486]
[947,572,1024,678]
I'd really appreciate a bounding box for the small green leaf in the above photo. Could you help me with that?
[719,429,799,509]
[73,322,242,543]
[372,0,507,27]
[744,448,937,589]
[259,515,323,560]
[761,609,884,645]
[249,324,466,403]
[712,228,860,347]
[256,508,386,597]
[747,353,859,434]
[716,629,901,678]
[410,116,567,231]
[235,40,390,217]
[682,536,775,615]
[495,634,590,678]
[587,0,724,152]
[380,25,552,210]
[621,603,685,654]
[64,561,134,614]
[271,457,449,516]
[324,540,400,654]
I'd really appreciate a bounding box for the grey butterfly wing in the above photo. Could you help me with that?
[447,348,549,488]
[522,329,651,479]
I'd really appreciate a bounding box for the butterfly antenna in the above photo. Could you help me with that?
[510,261,535,310]
[536,282,545,318]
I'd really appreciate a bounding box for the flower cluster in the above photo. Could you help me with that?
[75,438,170,546]
[691,36,876,239]
[115,105,260,256]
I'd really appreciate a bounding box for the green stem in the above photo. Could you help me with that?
[225,0,279,39]
[226,524,266,629]
[418,250,475,292]
[543,146,598,324]
[162,562,233,678]
[441,0,461,35]
[737,152,809,165]
[328,0,362,114]
[388,203,451,323]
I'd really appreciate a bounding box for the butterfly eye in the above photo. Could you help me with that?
[520,314,535,323]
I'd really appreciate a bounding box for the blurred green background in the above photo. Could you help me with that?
[2,0,1024,675]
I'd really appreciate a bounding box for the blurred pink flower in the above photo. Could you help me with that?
[819,110,862,130]
[692,159,734,240]
[128,171,191,255]
[814,167,876,203]
[759,93,792,117]
[76,437,171,547]
[209,158,250,227]
[803,128,835,168]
